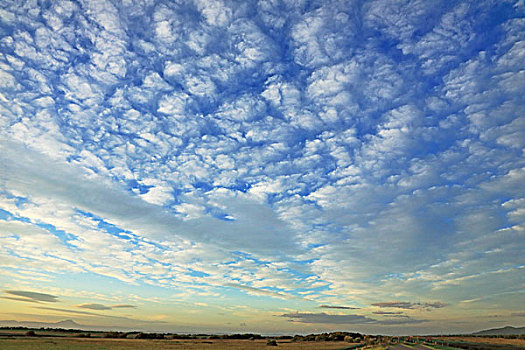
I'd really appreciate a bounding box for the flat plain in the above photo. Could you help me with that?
[434,336,525,347]
[2,334,525,350]
[0,337,358,350]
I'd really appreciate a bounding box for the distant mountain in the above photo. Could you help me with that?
[472,326,525,335]
[0,319,124,331]
[53,319,82,328]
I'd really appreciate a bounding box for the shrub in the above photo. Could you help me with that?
[103,332,121,338]
[134,332,164,339]
[292,335,304,342]
[266,339,278,346]
[315,334,328,341]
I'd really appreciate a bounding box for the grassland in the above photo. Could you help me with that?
[434,336,525,347]
[0,337,362,350]
[2,331,525,350]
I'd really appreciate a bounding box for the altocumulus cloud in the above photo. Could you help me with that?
[0,0,523,333]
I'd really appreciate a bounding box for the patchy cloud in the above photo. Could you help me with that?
[423,302,448,309]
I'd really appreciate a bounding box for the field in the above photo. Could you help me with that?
[429,336,525,349]
[435,336,525,347]
[2,333,525,350]
[0,337,361,350]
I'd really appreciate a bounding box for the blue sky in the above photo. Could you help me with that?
[0,0,524,335]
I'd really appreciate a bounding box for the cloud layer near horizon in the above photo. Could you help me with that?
[4,290,59,303]
[0,0,524,334]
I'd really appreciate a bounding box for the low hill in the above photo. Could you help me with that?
[472,326,525,335]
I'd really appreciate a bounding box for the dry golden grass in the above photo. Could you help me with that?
[0,337,361,349]
[434,336,525,347]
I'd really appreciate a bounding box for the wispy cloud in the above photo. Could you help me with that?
[223,283,294,300]
[35,306,106,317]
[112,304,137,309]
[279,311,428,326]
[1,296,42,304]
[319,305,359,310]
[75,303,112,311]
[377,318,428,325]
[371,301,447,310]
[280,312,375,325]
[5,291,58,303]
[371,302,419,309]
[75,303,137,310]
[33,307,166,324]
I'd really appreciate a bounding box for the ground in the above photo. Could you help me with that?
[1,334,524,350]
[434,336,525,347]
[0,337,358,350]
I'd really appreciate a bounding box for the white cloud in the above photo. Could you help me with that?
[194,0,232,27]
[157,92,189,115]
[0,0,523,333]
[140,185,173,207]
[0,71,16,88]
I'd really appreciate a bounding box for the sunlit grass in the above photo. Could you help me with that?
[0,337,360,349]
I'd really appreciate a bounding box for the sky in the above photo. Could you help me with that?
[0,0,524,336]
